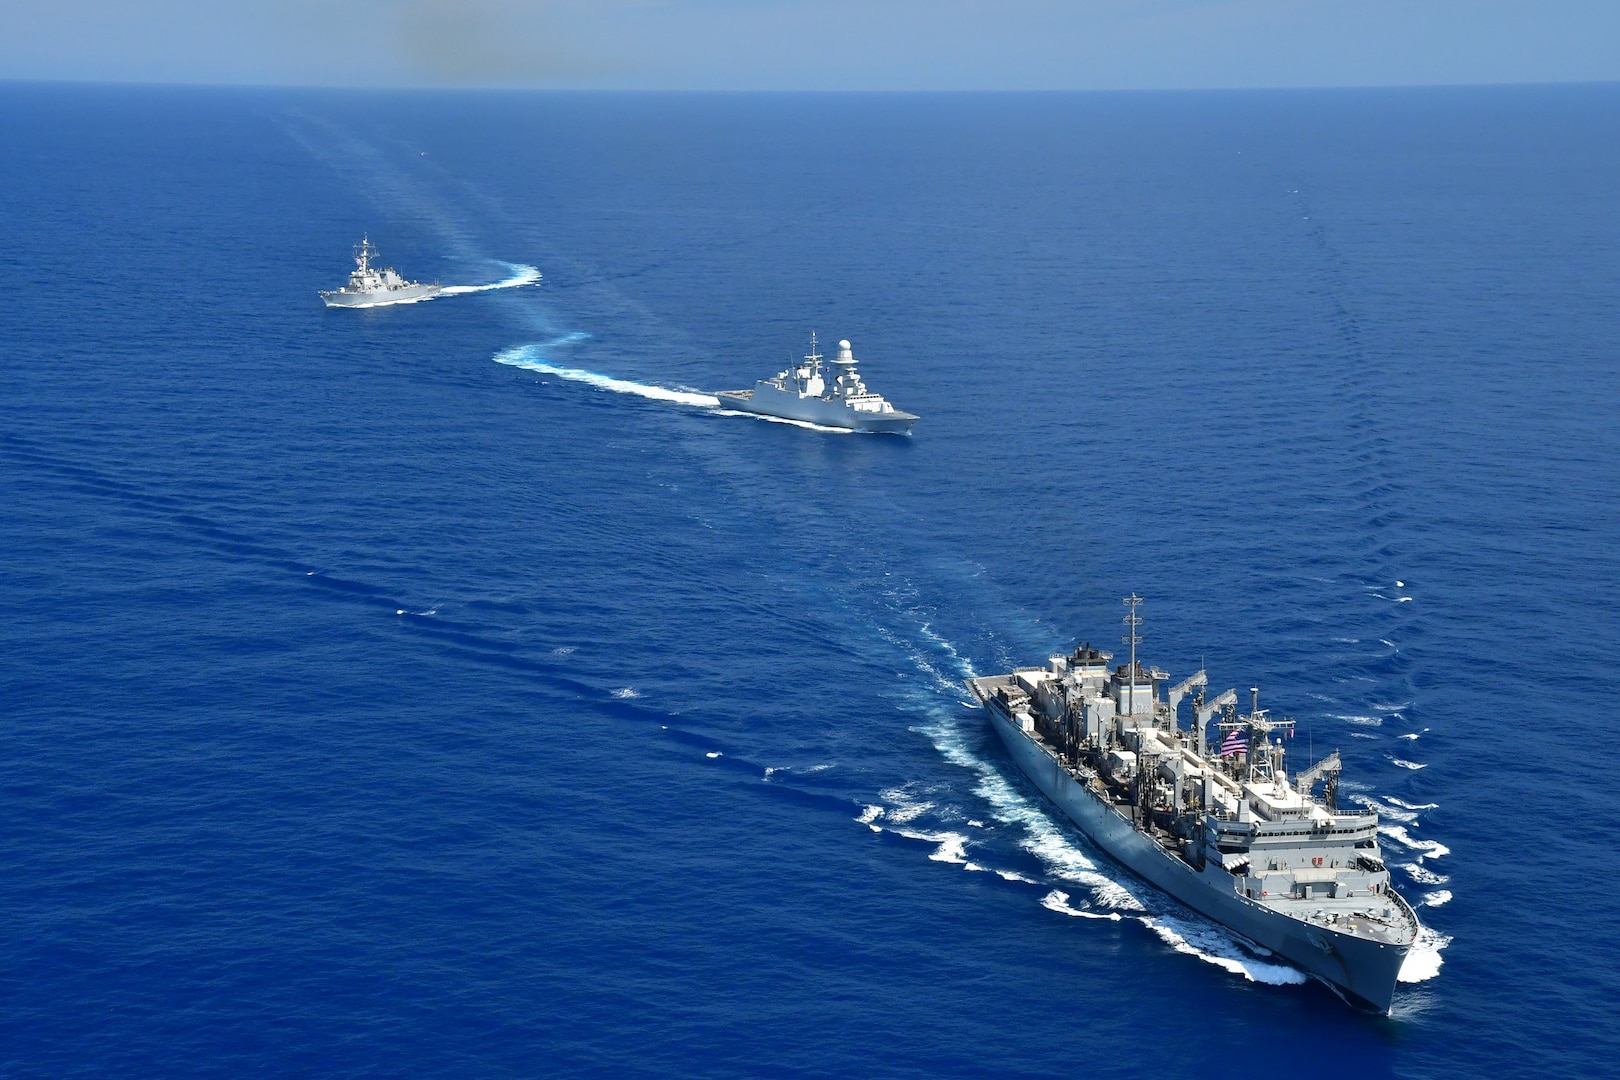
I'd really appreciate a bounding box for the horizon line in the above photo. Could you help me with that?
[4,76,1618,96]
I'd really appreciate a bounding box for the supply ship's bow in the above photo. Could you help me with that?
[964,600,1418,1012]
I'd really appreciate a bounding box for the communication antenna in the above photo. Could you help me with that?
[1122,594,1143,719]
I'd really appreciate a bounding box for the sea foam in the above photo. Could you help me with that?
[495,345,719,407]
[1397,926,1451,983]
[439,262,542,296]
[1139,915,1308,986]
[1041,889,1122,921]
[1380,824,1450,861]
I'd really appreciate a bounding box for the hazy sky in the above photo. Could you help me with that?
[3,1,1617,91]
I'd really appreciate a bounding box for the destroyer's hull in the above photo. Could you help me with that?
[977,694,1410,1011]
[320,283,442,308]
[715,387,916,435]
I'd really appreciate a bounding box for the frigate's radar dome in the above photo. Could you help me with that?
[839,339,851,349]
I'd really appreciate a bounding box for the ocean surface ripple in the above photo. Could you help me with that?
[1,84,1617,1078]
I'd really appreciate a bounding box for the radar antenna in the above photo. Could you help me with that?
[1238,686,1296,784]
[1122,594,1143,719]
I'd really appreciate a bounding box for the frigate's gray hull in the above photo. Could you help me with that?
[320,282,443,308]
[983,700,1410,1012]
[715,387,917,435]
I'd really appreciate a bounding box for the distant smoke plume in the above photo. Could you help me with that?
[388,0,612,85]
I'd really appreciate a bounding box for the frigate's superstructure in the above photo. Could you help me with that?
[716,334,917,434]
[965,596,1420,1012]
[320,237,441,308]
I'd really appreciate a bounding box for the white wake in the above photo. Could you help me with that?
[711,408,855,434]
[1140,915,1308,985]
[439,262,542,296]
[1379,823,1450,862]
[1042,889,1122,921]
[496,343,863,431]
[495,345,719,407]
[1397,926,1451,983]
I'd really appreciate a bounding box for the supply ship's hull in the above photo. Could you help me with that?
[715,387,917,435]
[971,682,1412,1012]
[320,282,443,308]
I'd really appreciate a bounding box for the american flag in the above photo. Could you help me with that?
[1219,726,1248,757]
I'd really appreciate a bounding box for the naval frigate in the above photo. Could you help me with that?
[965,596,1420,1012]
[320,237,442,308]
[716,334,917,435]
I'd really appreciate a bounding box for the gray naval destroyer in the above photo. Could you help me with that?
[965,597,1420,1012]
[716,334,917,434]
[320,237,441,308]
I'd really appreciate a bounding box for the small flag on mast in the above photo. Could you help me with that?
[1220,726,1248,757]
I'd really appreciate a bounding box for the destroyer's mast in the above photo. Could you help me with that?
[354,236,378,273]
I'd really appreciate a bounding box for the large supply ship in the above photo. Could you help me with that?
[965,597,1420,1011]
[716,334,917,434]
[320,237,441,308]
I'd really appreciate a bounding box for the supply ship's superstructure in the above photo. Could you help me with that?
[320,237,441,308]
[965,597,1419,1011]
[717,334,917,434]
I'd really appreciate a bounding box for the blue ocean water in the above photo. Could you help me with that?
[2,82,1618,1077]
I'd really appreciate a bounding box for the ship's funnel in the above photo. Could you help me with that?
[834,339,856,365]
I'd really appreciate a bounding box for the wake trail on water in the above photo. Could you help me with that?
[439,263,542,296]
[712,409,855,434]
[495,344,719,407]
[1287,191,1450,984]
[494,344,855,431]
